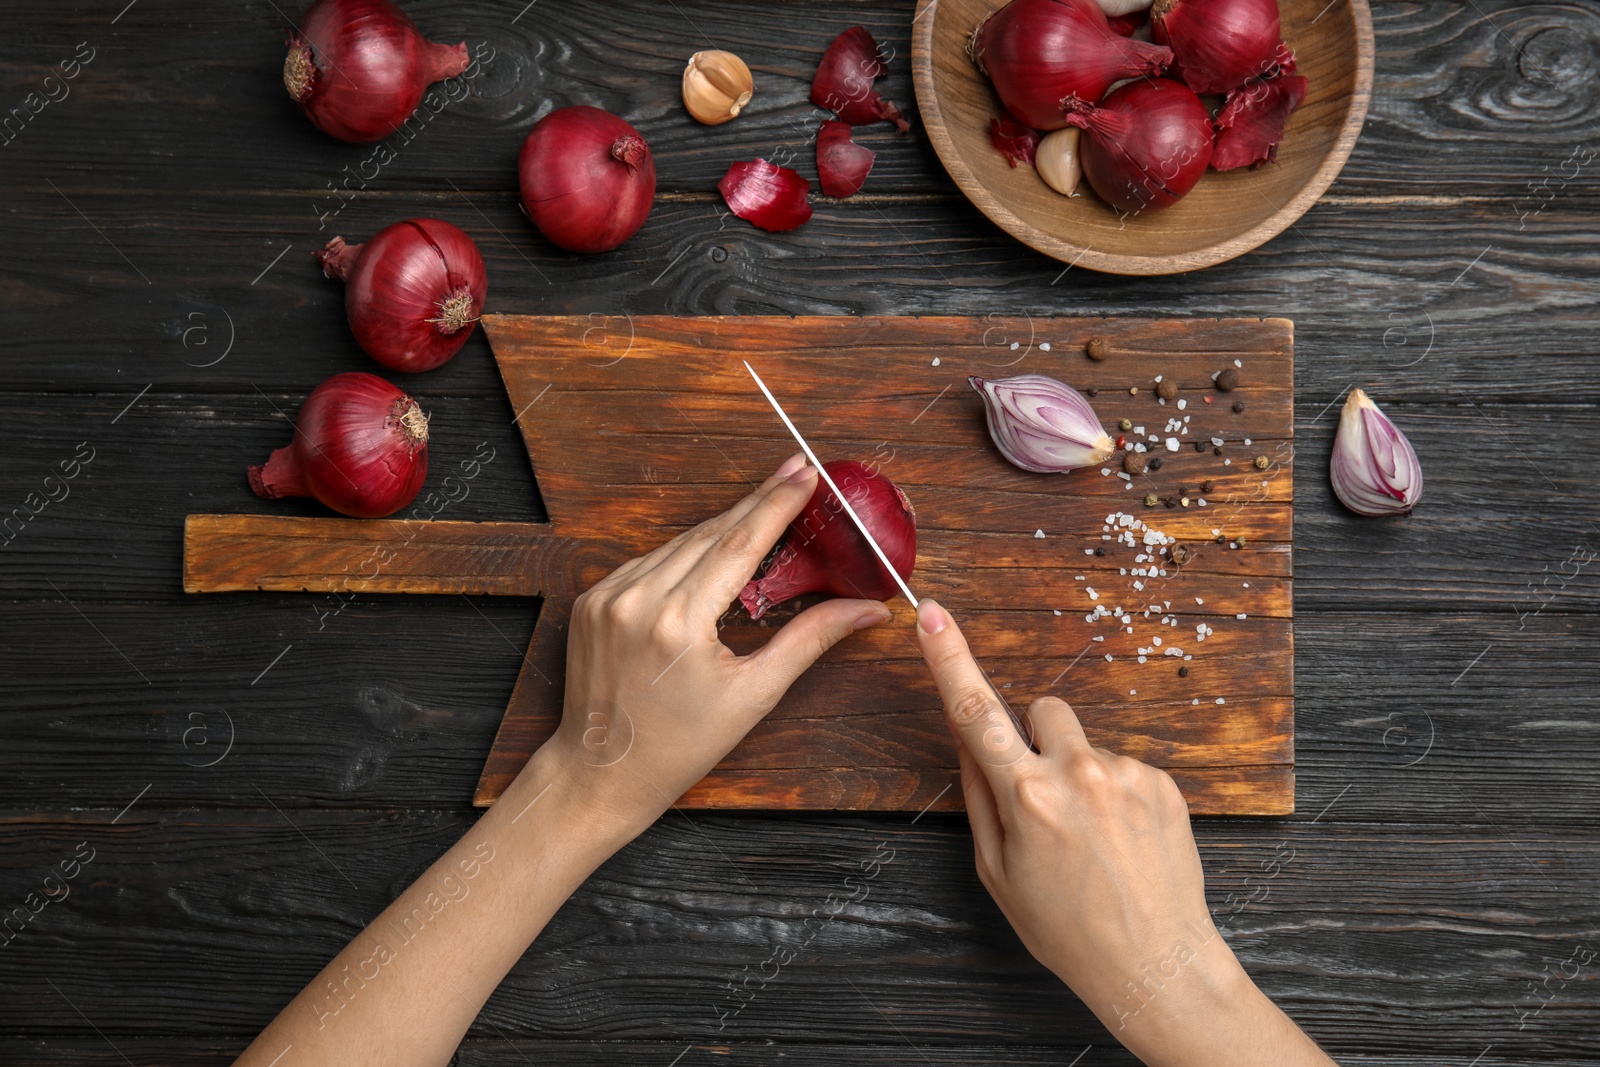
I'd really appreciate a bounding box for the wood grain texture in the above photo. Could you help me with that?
[459,314,1296,813]
[3,0,1599,1058]
[913,0,1375,273]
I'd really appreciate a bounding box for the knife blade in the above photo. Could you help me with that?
[742,360,1034,752]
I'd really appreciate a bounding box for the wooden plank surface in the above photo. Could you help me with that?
[2,0,1598,1060]
[455,314,1296,813]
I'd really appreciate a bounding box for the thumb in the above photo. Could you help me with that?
[744,598,892,694]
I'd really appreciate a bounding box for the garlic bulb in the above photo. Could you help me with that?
[1096,0,1154,14]
[970,374,1115,474]
[1330,388,1424,516]
[1036,127,1082,196]
[682,50,753,125]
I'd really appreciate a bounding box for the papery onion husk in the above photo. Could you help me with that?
[739,460,917,619]
[990,115,1041,168]
[1212,73,1308,171]
[817,120,876,197]
[1330,388,1424,517]
[969,0,1173,131]
[970,374,1114,474]
[1151,0,1289,94]
[719,159,813,231]
[316,218,487,373]
[811,27,910,132]
[1064,78,1212,214]
[284,0,469,144]
[519,106,656,254]
[248,371,429,518]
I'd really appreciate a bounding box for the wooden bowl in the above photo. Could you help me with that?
[911,0,1374,274]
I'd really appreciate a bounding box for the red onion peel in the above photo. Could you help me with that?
[1063,78,1212,214]
[970,0,1172,131]
[989,115,1041,168]
[249,371,430,519]
[284,0,469,144]
[739,460,917,619]
[316,218,487,373]
[817,120,876,197]
[1212,74,1308,171]
[519,105,656,254]
[719,159,813,232]
[811,27,911,132]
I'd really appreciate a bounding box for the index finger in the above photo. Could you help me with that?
[671,462,824,615]
[915,600,1033,779]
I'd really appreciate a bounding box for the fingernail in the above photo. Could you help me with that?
[916,599,948,635]
[852,604,892,631]
[787,463,817,484]
[773,453,806,480]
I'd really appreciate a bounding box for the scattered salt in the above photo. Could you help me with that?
[1165,437,1180,452]
[1243,438,1252,446]
[1195,597,1204,605]
[931,357,941,367]
[1176,399,1187,410]
[1216,697,1226,704]
[1087,588,1099,600]
[1101,468,1112,476]
[1236,613,1248,620]
[1040,342,1051,352]
[1053,609,1062,616]
[1211,436,1224,447]
[1234,358,1242,368]
[1035,528,1046,539]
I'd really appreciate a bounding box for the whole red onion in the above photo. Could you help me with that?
[316,218,487,373]
[283,0,469,144]
[969,0,1173,131]
[739,460,916,619]
[1152,0,1290,95]
[248,372,429,518]
[519,106,656,254]
[1064,78,1213,214]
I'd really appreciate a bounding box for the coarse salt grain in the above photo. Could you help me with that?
[1137,656,1147,664]
[1236,613,1248,620]
[1177,398,1187,410]
[1105,653,1113,662]
[1087,588,1098,600]
[931,357,940,366]
[1234,358,1242,367]
[1195,597,1204,605]
[1101,468,1112,476]
[1040,342,1051,351]
[1053,610,1062,616]
[1216,697,1226,704]
[1035,529,1046,539]
[1244,438,1252,446]
[1211,436,1224,446]
[1166,437,1179,452]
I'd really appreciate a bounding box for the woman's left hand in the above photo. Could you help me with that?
[535,453,893,838]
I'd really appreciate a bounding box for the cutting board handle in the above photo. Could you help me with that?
[183,514,570,596]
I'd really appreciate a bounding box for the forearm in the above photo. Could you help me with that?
[1099,939,1336,1067]
[235,746,632,1067]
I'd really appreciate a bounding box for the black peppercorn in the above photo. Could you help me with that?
[1213,445,1223,455]
[1178,666,1189,678]
[1193,441,1206,452]
[1150,457,1163,470]
[1200,479,1214,492]
[1094,546,1106,556]
[1232,400,1245,414]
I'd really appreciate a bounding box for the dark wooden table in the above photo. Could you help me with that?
[3,2,1597,1063]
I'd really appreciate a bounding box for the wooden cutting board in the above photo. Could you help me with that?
[184,314,1295,815]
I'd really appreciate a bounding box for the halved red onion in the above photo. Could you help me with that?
[1212,74,1308,171]
[989,115,1041,168]
[1330,389,1423,517]
[718,160,813,231]
[970,374,1114,474]
[817,120,876,197]
[811,27,910,131]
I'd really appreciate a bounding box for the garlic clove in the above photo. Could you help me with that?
[970,374,1115,474]
[1330,388,1423,516]
[1035,127,1082,196]
[683,50,753,125]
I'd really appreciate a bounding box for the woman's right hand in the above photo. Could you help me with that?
[914,599,1336,1067]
